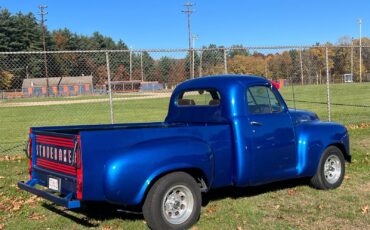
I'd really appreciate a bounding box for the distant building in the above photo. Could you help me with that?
[22,76,94,96]
[109,80,163,92]
[343,74,353,83]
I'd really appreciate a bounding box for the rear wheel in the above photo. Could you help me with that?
[143,172,201,230]
[310,146,345,190]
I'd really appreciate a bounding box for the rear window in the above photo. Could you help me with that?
[177,89,221,106]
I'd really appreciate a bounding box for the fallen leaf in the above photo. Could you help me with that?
[344,175,350,180]
[28,212,45,220]
[10,199,23,211]
[274,204,280,210]
[317,203,324,210]
[0,203,7,211]
[347,123,370,130]
[24,196,39,205]
[0,224,4,230]
[12,203,21,211]
[237,226,243,230]
[0,176,4,179]
[361,205,369,214]
[206,204,218,214]
[287,189,297,196]
[190,227,199,230]
[101,227,112,230]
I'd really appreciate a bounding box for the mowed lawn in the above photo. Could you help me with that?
[0,82,369,229]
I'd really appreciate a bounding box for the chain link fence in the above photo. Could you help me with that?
[1,45,370,155]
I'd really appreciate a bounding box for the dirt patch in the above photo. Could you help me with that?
[0,93,172,108]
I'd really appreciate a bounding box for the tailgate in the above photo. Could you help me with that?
[34,132,78,176]
[18,130,83,208]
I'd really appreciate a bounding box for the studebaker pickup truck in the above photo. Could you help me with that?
[18,75,350,229]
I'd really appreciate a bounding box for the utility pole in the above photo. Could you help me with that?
[359,18,362,83]
[192,34,198,78]
[351,37,354,78]
[182,2,194,79]
[38,5,49,96]
[299,49,304,85]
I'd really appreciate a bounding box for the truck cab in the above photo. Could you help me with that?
[18,75,350,230]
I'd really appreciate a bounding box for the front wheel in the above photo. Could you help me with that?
[310,146,345,190]
[143,172,201,230]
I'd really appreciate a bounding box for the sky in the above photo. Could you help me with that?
[1,0,369,49]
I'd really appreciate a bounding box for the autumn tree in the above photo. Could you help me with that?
[0,71,14,90]
[228,55,266,76]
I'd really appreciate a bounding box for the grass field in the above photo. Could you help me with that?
[0,82,369,229]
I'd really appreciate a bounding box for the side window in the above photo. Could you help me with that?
[267,88,282,113]
[177,89,221,106]
[247,86,282,114]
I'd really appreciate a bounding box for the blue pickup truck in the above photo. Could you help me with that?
[18,75,350,229]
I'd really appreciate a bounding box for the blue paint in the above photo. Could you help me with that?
[18,75,350,209]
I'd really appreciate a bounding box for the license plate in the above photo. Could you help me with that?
[48,177,61,192]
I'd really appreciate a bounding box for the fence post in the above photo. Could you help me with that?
[105,51,114,124]
[299,49,304,85]
[199,51,203,77]
[192,49,195,79]
[325,47,331,121]
[224,48,228,74]
[129,48,133,81]
[140,51,144,82]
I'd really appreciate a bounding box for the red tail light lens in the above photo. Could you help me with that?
[28,129,32,179]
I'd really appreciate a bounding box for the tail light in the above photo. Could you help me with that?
[76,135,83,200]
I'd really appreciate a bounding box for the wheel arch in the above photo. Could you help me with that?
[329,143,351,163]
[138,167,210,206]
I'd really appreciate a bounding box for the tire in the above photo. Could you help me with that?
[143,172,201,230]
[310,146,345,190]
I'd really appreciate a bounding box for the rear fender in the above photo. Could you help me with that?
[103,137,214,205]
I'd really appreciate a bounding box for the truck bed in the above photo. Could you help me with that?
[30,121,233,204]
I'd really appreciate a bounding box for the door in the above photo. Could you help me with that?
[246,85,296,184]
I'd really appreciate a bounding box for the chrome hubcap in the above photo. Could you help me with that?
[324,155,342,184]
[162,185,194,225]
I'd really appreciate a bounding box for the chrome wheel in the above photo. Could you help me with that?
[162,185,194,225]
[324,154,342,184]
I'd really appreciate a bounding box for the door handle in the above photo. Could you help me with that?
[250,121,263,126]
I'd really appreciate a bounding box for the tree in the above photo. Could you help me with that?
[268,51,292,80]
[113,64,129,81]
[201,44,225,75]
[0,71,14,90]
[228,45,249,58]
[157,57,173,84]
[228,55,266,76]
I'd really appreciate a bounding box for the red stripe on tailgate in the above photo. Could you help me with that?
[36,135,75,148]
[37,158,76,175]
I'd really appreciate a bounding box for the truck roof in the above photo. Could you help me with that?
[166,75,272,123]
[176,75,269,90]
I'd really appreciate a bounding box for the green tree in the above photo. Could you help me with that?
[228,45,249,58]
